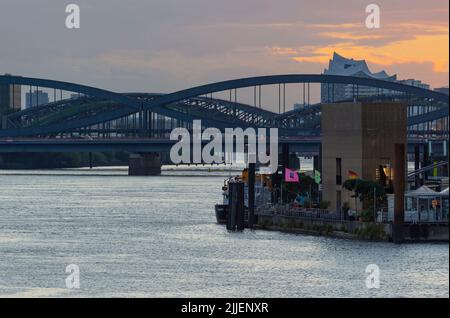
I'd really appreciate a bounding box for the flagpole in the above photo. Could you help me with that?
[309,183,312,208]
[374,186,376,222]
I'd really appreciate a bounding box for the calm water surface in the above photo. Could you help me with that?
[0,168,448,298]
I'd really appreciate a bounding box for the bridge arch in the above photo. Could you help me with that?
[0,75,141,110]
[143,74,449,110]
[0,74,448,137]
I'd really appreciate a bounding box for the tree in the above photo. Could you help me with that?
[282,173,315,203]
[342,179,386,210]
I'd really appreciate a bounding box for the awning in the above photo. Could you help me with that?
[405,186,438,197]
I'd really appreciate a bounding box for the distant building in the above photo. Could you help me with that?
[0,74,21,115]
[26,90,49,108]
[70,93,85,99]
[321,52,397,103]
[398,79,430,90]
[293,103,306,111]
[431,87,450,134]
[321,101,407,212]
[434,87,449,95]
[321,52,431,103]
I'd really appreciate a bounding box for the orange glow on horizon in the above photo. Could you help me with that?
[276,21,450,80]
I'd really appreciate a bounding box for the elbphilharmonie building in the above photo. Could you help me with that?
[320,52,447,140]
[320,52,429,102]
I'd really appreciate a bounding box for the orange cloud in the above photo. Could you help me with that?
[287,22,449,73]
[293,34,449,73]
[317,32,387,41]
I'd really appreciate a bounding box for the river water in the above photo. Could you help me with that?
[0,168,448,298]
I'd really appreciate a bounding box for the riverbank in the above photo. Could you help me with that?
[255,213,449,243]
[255,224,367,241]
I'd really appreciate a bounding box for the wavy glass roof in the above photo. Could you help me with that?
[324,52,397,81]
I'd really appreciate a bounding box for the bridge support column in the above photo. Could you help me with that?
[128,153,161,176]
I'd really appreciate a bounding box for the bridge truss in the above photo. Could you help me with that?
[0,74,448,140]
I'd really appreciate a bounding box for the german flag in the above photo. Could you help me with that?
[348,170,359,180]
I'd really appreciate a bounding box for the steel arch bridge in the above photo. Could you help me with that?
[0,74,448,139]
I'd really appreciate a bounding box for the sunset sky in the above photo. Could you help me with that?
[0,0,448,94]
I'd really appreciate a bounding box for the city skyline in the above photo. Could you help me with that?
[0,0,448,96]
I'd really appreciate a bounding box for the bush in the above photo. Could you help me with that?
[258,219,273,229]
[281,221,290,229]
[356,224,387,240]
[359,208,375,222]
[319,201,331,210]
[325,224,334,235]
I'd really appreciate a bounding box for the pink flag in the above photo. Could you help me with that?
[285,168,299,182]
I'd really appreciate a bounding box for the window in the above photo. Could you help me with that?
[336,191,342,213]
[336,158,342,185]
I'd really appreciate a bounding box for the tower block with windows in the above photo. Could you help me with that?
[321,102,407,212]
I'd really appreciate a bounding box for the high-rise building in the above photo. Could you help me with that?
[26,90,49,108]
[0,74,21,115]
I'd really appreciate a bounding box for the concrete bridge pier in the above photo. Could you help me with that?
[128,153,161,176]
